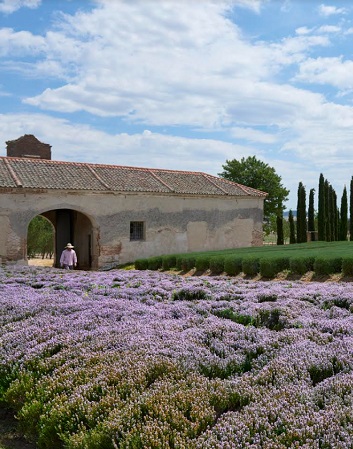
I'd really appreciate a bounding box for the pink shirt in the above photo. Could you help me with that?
[60,249,77,266]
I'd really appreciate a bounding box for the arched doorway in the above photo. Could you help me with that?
[27,208,95,270]
[27,215,55,267]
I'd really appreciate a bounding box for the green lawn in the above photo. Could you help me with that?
[174,240,353,258]
[135,241,353,277]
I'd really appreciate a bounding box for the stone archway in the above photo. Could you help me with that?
[27,215,55,266]
[32,208,96,270]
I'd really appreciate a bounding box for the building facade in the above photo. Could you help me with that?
[0,136,267,270]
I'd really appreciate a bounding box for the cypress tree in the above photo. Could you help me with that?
[325,179,331,241]
[276,215,284,245]
[329,185,336,241]
[350,177,353,241]
[333,188,338,241]
[340,186,348,241]
[308,188,315,241]
[318,174,325,241]
[289,209,296,244]
[296,182,307,243]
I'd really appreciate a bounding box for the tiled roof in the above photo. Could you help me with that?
[0,157,267,198]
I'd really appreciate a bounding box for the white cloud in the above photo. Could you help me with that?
[0,113,257,175]
[231,127,277,144]
[318,4,347,17]
[6,3,351,163]
[295,24,341,37]
[0,0,41,14]
[21,2,273,125]
[296,27,312,35]
[0,28,46,57]
[233,0,265,13]
[295,57,353,90]
[3,0,353,210]
[16,1,330,132]
[317,25,341,33]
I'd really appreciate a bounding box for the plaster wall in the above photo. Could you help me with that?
[0,189,264,269]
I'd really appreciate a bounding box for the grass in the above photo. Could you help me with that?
[134,241,353,277]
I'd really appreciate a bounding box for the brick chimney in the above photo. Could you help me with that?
[6,134,52,160]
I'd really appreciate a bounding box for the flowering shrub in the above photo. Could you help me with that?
[2,266,353,448]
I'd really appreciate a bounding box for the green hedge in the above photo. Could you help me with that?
[134,258,149,270]
[195,256,210,272]
[289,256,315,275]
[175,255,183,271]
[209,256,225,274]
[242,257,260,276]
[147,256,163,270]
[161,255,177,271]
[224,256,243,276]
[259,257,290,278]
[313,257,342,276]
[342,257,353,276]
[179,256,196,272]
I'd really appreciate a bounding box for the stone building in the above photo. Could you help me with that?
[0,136,267,270]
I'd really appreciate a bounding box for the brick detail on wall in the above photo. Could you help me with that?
[6,134,52,160]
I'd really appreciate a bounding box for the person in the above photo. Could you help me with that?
[60,243,77,270]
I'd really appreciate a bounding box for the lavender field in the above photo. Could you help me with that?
[2,266,353,448]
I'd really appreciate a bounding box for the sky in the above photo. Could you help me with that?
[2,0,353,210]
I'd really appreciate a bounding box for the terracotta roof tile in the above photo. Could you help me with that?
[0,159,17,187]
[2,158,105,190]
[0,157,267,198]
[93,166,171,193]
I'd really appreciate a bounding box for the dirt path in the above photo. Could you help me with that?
[27,258,54,267]
[0,409,36,449]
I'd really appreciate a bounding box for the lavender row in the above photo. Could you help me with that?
[1,266,353,448]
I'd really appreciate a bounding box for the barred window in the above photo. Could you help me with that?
[130,221,145,241]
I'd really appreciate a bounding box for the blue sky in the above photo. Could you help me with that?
[2,0,353,209]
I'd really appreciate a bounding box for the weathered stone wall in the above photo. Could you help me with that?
[0,188,264,269]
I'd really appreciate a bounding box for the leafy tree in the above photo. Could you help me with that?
[27,215,54,259]
[219,156,289,223]
[288,209,296,244]
[339,186,348,241]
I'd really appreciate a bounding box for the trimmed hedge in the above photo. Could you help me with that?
[134,258,149,270]
[342,257,353,276]
[242,257,260,276]
[224,256,243,276]
[161,255,177,271]
[195,256,210,272]
[259,257,290,278]
[209,256,225,274]
[180,256,196,272]
[147,256,163,270]
[289,256,315,275]
[175,255,183,271]
[313,257,342,276]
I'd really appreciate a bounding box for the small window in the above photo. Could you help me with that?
[130,221,145,241]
